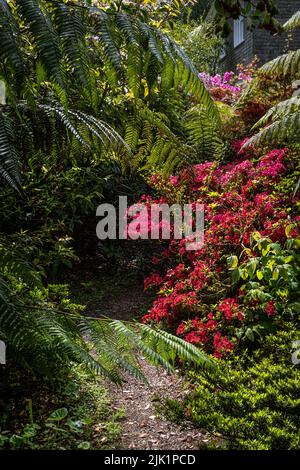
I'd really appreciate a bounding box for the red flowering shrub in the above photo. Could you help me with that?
[144,273,163,290]
[265,300,277,317]
[141,143,300,358]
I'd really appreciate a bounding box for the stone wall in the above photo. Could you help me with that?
[221,0,300,70]
[253,0,300,65]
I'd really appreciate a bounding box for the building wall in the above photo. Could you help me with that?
[221,19,253,71]
[222,0,300,71]
[253,0,300,65]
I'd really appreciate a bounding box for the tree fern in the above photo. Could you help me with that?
[245,110,300,147]
[0,0,217,111]
[0,242,216,384]
[0,0,26,90]
[184,105,225,159]
[0,111,21,190]
[283,10,300,30]
[0,0,218,188]
[51,1,88,87]
[260,49,300,78]
[18,0,64,88]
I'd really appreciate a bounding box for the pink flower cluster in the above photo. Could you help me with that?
[199,71,251,103]
[199,71,241,94]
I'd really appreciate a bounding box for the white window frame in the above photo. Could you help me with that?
[233,13,245,48]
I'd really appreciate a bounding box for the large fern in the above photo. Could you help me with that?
[260,49,300,78]
[0,242,215,383]
[283,10,300,30]
[0,111,21,191]
[0,0,217,189]
[17,0,64,88]
[183,105,225,160]
[0,0,26,89]
[0,102,130,188]
[0,1,215,108]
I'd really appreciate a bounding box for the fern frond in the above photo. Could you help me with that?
[260,49,300,78]
[245,110,300,147]
[138,22,164,65]
[74,111,130,153]
[38,105,130,153]
[252,95,300,129]
[0,0,26,88]
[115,12,139,46]
[139,323,216,372]
[109,320,176,373]
[184,105,225,159]
[52,1,88,86]
[18,0,64,88]
[161,56,176,92]
[0,245,42,287]
[126,43,142,97]
[0,111,21,190]
[125,116,141,151]
[283,10,300,30]
[79,318,148,384]
[147,135,195,174]
[38,104,87,146]
[93,9,121,71]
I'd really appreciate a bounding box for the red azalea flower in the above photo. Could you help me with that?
[265,300,277,317]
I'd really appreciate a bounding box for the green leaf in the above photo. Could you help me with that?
[240,269,249,280]
[232,268,240,284]
[227,255,238,269]
[285,224,295,238]
[245,328,255,341]
[77,441,91,450]
[247,259,257,277]
[272,268,279,281]
[48,408,68,421]
[262,246,270,256]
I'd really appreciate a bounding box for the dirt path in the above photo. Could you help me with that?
[111,357,210,450]
[78,271,210,449]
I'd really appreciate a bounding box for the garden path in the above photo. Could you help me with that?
[110,356,211,450]
[99,281,211,450]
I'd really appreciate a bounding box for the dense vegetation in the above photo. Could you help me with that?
[0,0,299,451]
